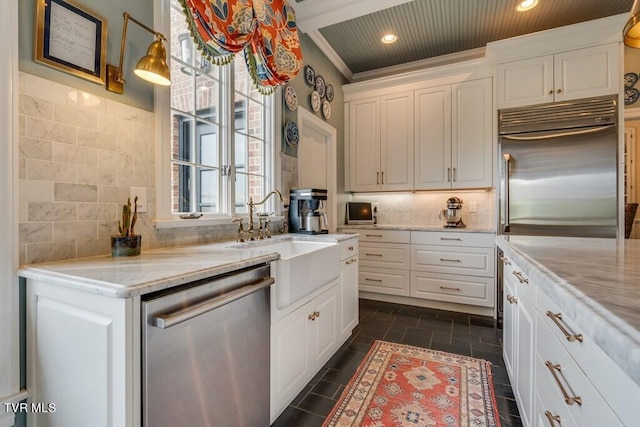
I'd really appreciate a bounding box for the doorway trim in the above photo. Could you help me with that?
[296,108,338,232]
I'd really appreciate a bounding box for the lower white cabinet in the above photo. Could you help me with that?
[499,252,638,427]
[270,237,359,422]
[25,279,137,427]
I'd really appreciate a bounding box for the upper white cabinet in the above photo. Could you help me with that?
[497,43,619,109]
[348,92,414,192]
[414,78,493,189]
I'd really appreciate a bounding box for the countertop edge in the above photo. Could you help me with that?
[18,253,280,298]
[495,236,640,387]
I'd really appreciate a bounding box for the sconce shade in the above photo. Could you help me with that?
[625,0,640,48]
[134,39,171,86]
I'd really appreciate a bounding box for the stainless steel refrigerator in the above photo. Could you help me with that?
[498,95,619,239]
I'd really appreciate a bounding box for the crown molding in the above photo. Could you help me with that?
[306,30,354,81]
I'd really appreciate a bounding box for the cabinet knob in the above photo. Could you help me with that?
[548,90,554,95]
[556,88,562,94]
[348,246,354,251]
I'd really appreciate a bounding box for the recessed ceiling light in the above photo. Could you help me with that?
[381,34,398,44]
[516,0,538,12]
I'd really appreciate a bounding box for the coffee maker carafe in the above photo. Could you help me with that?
[439,197,466,228]
[288,189,329,234]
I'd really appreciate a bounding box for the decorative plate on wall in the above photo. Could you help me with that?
[322,100,331,120]
[625,72,638,89]
[315,75,326,98]
[284,121,299,147]
[625,87,640,105]
[325,84,334,102]
[304,65,315,87]
[310,90,321,112]
[284,85,297,111]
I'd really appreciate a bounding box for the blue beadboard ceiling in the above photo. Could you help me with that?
[293,0,634,80]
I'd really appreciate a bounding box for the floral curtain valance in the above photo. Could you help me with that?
[178,0,303,94]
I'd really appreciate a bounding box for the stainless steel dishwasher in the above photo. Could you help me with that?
[141,264,273,427]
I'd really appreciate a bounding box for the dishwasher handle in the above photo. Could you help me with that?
[152,277,275,329]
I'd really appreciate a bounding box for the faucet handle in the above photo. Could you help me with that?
[265,219,272,238]
[258,217,267,239]
[232,218,245,242]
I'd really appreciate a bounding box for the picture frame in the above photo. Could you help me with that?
[35,0,107,85]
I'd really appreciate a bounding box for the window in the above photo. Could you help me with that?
[156,0,274,222]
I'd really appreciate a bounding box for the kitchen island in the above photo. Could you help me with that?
[16,234,358,427]
[497,235,640,426]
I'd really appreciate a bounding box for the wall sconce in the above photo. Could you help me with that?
[106,12,171,94]
[625,0,640,48]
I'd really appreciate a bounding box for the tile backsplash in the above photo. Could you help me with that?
[17,73,267,265]
[348,191,495,229]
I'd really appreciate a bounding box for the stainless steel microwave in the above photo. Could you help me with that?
[346,202,374,225]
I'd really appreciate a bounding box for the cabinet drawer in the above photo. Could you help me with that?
[536,311,623,427]
[359,267,409,296]
[536,289,640,426]
[350,229,410,243]
[410,272,493,307]
[360,243,410,269]
[339,238,359,260]
[411,231,494,247]
[535,361,577,427]
[411,245,494,277]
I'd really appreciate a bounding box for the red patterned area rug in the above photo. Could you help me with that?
[323,340,501,427]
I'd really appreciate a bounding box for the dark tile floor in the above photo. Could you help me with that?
[271,299,522,427]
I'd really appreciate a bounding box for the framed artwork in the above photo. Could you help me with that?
[35,0,107,85]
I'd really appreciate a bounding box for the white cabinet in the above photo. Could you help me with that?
[348,92,414,192]
[501,256,536,427]
[497,43,618,109]
[415,78,493,190]
[25,279,137,427]
[339,238,359,341]
[270,282,340,422]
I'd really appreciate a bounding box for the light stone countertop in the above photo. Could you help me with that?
[338,224,496,233]
[17,234,357,299]
[496,235,640,386]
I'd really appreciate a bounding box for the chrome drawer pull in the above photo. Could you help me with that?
[365,253,383,257]
[440,286,461,291]
[499,256,511,265]
[544,411,561,426]
[440,258,461,262]
[545,361,582,406]
[440,237,462,241]
[546,311,583,343]
[512,271,529,284]
[365,278,383,282]
[365,234,383,237]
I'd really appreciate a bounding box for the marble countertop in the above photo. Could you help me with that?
[338,224,496,233]
[496,235,640,386]
[17,234,355,298]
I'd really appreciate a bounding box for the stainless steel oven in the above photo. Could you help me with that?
[141,264,274,427]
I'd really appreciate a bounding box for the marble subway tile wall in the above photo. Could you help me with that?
[17,73,250,265]
[348,191,495,228]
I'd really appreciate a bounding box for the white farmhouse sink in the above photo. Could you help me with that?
[232,239,339,309]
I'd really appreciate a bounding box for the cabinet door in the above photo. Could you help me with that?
[309,285,339,368]
[348,98,380,191]
[452,78,493,189]
[554,43,618,102]
[497,55,554,109]
[503,276,517,383]
[339,256,359,340]
[515,295,535,427]
[380,92,414,190]
[271,300,312,420]
[414,86,451,190]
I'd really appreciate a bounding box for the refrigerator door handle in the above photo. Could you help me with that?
[503,153,511,233]
[500,124,615,141]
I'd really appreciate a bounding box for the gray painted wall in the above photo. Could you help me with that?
[19,0,155,111]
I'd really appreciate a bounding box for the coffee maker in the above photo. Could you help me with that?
[288,188,329,234]
[439,196,466,228]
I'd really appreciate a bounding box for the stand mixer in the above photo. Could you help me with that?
[439,197,466,228]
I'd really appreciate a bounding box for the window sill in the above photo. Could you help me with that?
[153,215,284,229]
